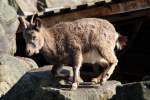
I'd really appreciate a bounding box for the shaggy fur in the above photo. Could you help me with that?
[20,17,125,90]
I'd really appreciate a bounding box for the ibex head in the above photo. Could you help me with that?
[19,15,44,56]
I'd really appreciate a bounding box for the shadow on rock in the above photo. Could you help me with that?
[1,66,70,100]
[1,65,122,100]
[110,81,150,100]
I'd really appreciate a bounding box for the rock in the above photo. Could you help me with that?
[1,65,122,100]
[0,54,38,97]
[142,75,150,81]
[16,57,39,70]
[113,81,150,100]
[1,65,150,100]
[0,25,10,54]
[8,0,20,13]
[0,0,19,55]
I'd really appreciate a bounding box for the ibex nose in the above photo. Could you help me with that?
[26,49,32,56]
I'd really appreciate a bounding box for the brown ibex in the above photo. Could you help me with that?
[19,16,127,90]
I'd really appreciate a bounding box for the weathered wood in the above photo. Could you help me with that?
[39,0,150,28]
[14,0,150,17]
[16,0,150,34]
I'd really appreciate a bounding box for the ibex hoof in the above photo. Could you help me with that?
[91,78,99,84]
[68,77,83,83]
[71,83,78,90]
[100,77,107,85]
[78,78,84,83]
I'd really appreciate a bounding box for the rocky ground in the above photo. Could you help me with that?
[1,66,150,100]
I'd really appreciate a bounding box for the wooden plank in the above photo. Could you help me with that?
[16,0,107,15]
[17,0,150,34]
[45,0,105,8]
[39,0,150,27]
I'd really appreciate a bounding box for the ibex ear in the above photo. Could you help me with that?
[30,14,42,30]
[34,18,42,30]
[19,16,30,29]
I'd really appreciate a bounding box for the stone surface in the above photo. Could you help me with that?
[112,81,150,100]
[1,66,122,100]
[0,25,10,54]
[0,54,38,97]
[16,57,39,70]
[1,65,150,100]
[0,0,19,55]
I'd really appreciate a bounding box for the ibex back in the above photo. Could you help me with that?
[20,17,126,90]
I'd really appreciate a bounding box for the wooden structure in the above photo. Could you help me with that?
[14,0,149,17]
[12,0,150,28]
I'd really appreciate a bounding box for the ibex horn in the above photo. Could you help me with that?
[30,12,37,24]
[19,16,29,29]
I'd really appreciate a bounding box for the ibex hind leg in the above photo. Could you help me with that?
[100,49,118,84]
[92,58,109,84]
[92,45,118,85]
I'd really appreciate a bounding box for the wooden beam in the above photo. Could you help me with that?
[39,0,150,27]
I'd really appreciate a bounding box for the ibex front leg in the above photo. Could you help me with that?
[51,63,64,77]
[71,47,83,90]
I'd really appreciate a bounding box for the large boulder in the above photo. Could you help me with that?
[1,65,150,100]
[112,81,150,100]
[1,66,122,100]
[0,54,38,97]
[0,25,10,54]
[0,0,19,55]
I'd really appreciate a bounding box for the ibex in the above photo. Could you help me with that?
[19,16,127,90]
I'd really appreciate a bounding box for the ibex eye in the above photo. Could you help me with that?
[32,36,36,40]
[35,27,40,32]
